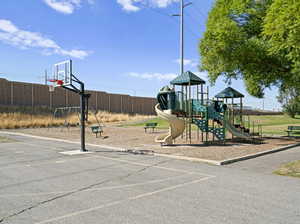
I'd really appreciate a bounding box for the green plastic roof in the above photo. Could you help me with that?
[170,71,206,86]
[215,87,244,98]
[158,85,173,93]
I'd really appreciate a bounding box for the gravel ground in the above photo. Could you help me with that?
[4,124,300,161]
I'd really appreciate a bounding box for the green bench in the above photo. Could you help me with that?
[286,126,300,137]
[91,125,103,138]
[144,122,158,133]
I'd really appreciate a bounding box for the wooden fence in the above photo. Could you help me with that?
[0,78,157,115]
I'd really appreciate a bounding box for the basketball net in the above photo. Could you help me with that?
[48,79,64,92]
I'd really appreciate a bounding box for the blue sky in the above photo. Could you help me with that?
[0,0,280,110]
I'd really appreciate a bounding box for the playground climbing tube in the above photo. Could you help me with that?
[155,104,185,145]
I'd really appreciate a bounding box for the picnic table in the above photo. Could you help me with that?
[286,126,300,137]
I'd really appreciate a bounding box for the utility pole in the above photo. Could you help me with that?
[180,0,184,75]
[174,0,192,75]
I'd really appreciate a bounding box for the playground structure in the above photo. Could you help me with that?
[155,71,262,145]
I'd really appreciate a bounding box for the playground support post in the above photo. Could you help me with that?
[185,85,188,142]
[231,97,234,139]
[201,84,204,142]
[240,97,243,126]
[189,82,191,144]
[196,85,199,140]
[206,86,209,143]
[181,85,184,139]
[212,117,215,142]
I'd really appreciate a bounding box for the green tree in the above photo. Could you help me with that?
[277,87,300,118]
[263,0,300,87]
[199,0,300,98]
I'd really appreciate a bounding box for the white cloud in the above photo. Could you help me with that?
[117,0,178,12]
[43,0,93,14]
[174,59,198,67]
[44,0,177,13]
[0,19,90,59]
[117,0,141,12]
[152,0,178,8]
[128,72,177,81]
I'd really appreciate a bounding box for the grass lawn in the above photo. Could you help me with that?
[274,160,300,178]
[128,117,170,129]
[127,114,300,136]
[250,115,300,135]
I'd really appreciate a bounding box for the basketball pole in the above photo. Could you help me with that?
[63,80,87,152]
[79,82,86,152]
[50,59,88,152]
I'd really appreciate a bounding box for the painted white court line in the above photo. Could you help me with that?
[55,160,66,163]
[35,176,215,224]
[15,151,24,154]
[15,142,66,152]
[0,131,122,151]
[0,174,188,198]
[0,132,215,178]
[93,154,215,178]
[59,150,93,155]
[0,155,100,171]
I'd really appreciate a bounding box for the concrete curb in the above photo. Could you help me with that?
[152,153,222,165]
[1,131,299,166]
[218,142,300,165]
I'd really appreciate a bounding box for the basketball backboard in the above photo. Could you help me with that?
[52,60,72,87]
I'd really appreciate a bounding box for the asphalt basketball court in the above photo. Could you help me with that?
[0,132,299,224]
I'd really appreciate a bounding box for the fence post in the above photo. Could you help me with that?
[31,84,34,109]
[108,94,111,112]
[96,92,98,110]
[66,89,68,107]
[10,82,13,105]
[50,91,52,109]
[131,96,134,114]
[120,95,123,113]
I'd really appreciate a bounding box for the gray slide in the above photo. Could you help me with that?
[223,119,252,139]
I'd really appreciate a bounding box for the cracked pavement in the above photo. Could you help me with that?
[0,133,299,224]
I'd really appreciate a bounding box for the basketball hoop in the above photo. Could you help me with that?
[48,79,64,92]
[56,80,64,86]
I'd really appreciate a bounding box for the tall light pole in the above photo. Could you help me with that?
[176,0,192,75]
[180,0,184,75]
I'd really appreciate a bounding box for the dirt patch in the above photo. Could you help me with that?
[5,125,300,161]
